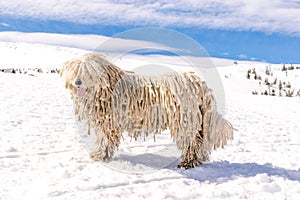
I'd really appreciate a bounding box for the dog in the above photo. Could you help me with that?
[60,53,233,169]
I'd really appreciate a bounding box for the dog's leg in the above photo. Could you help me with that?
[90,130,121,162]
[177,131,208,169]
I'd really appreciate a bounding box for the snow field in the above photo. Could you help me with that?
[0,42,299,199]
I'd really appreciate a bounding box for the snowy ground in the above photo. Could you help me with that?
[0,42,300,200]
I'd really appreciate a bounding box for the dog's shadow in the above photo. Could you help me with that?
[105,153,180,174]
[80,129,299,182]
[176,161,300,183]
[107,153,300,183]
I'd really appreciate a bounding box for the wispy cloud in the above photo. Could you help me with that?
[0,22,9,27]
[1,0,300,35]
[238,54,247,59]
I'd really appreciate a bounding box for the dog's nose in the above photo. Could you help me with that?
[75,79,82,86]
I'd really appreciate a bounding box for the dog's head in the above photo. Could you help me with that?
[60,53,118,99]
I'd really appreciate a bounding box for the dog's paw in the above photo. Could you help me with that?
[90,151,104,161]
[90,151,113,162]
[177,160,202,169]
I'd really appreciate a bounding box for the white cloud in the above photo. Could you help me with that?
[1,22,9,27]
[0,0,300,35]
[238,54,247,59]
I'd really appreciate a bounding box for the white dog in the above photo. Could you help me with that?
[61,53,233,169]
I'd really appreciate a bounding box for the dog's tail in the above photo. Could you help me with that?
[200,81,234,151]
[183,72,234,151]
[209,112,234,150]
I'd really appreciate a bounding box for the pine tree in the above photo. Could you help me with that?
[273,77,277,85]
[286,82,291,88]
[279,80,283,90]
[246,70,251,79]
[254,72,257,80]
[264,78,270,86]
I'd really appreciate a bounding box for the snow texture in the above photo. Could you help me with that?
[0,40,299,200]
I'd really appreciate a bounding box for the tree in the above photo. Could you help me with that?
[286,82,291,88]
[246,69,251,79]
[273,77,277,85]
[286,90,294,97]
[288,65,294,70]
[265,67,270,76]
[254,72,257,80]
[264,78,270,86]
[272,89,276,96]
[279,80,283,90]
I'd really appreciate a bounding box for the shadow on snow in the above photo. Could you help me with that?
[178,161,300,183]
[99,152,299,184]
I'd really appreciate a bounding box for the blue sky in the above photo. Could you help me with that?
[1,0,300,63]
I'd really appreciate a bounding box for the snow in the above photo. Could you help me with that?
[0,40,300,200]
[0,41,87,69]
[0,32,179,56]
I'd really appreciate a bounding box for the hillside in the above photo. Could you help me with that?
[0,40,299,200]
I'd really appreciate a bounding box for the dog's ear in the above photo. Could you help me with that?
[61,59,82,91]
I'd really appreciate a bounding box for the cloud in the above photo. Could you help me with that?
[1,22,9,27]
[0,0,300,35]
[238,54,247,59]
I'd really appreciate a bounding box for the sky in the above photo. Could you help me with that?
[0,0,300,63]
